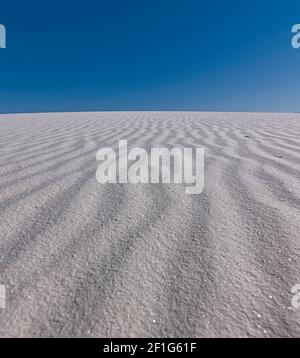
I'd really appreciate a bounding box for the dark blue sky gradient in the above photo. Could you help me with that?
[0,0,300,112]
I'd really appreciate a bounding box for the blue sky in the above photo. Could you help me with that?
[0,0,300,113]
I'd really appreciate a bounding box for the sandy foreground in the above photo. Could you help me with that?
[0,111,299,337]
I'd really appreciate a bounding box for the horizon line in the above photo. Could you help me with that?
[1,109,300,115]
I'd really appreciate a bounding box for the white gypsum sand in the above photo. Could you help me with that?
[0,111,299,337]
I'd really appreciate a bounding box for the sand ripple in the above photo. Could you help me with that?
[0,111,299,337]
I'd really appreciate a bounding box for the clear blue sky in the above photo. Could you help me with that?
[0,0,300,113]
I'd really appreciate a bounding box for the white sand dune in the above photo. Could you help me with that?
[0,111,299,337]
